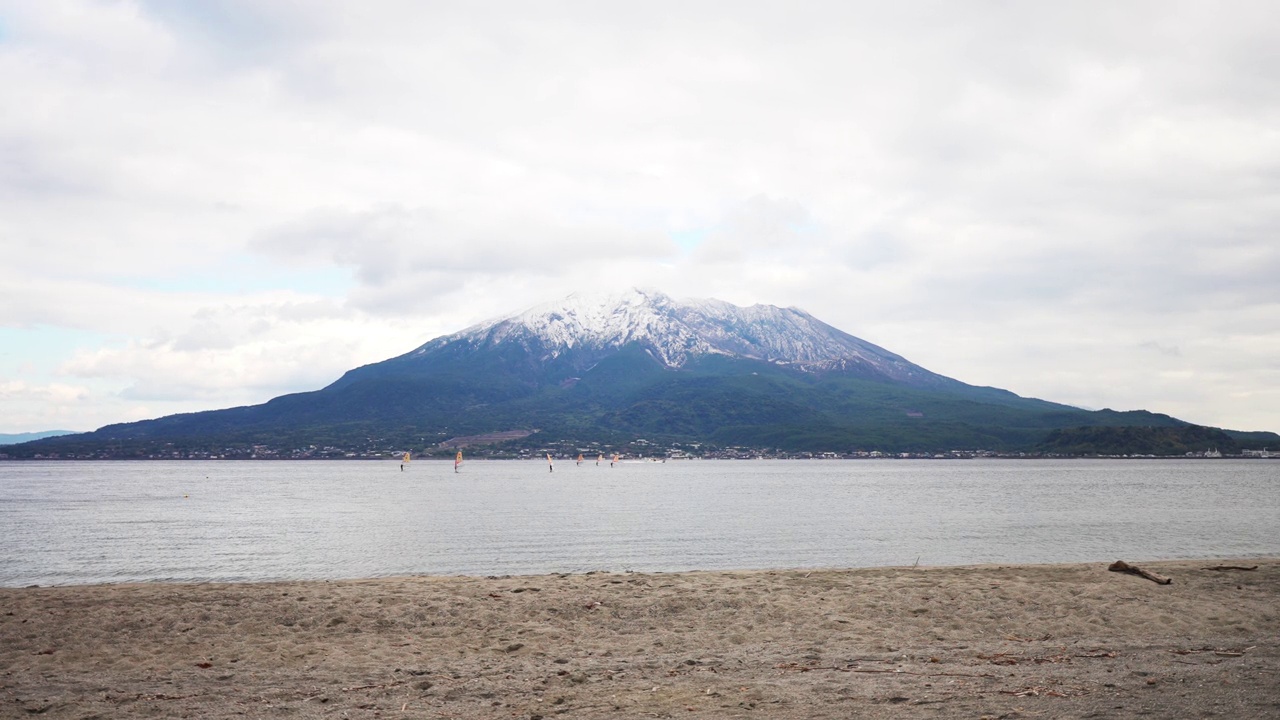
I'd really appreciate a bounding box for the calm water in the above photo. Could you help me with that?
[1,459,1277,587]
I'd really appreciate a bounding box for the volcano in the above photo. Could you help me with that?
[13,289,1275,458]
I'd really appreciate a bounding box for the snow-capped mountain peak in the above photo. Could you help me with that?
[413,288,948,387]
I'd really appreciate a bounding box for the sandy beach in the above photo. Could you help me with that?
[2,559,1278,719]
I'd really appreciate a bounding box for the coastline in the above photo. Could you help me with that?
[3,559,1278,718]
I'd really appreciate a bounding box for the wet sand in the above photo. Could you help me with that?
[2,559,1278,719]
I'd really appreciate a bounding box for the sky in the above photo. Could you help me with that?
[2,0,1278,436]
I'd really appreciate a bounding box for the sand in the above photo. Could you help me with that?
[2,559,1278,719]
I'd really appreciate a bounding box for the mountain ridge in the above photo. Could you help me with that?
[6,289,1278,458]
[336,288,957,392]
[0,430,79,446]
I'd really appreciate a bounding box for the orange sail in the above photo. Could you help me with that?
[454,450,463,472]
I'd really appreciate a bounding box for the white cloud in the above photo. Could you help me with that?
[0,380,93,432]
[57,295,421,401]
[251,204,676,315]
[0,380,88,404]
[1,0,1278,434]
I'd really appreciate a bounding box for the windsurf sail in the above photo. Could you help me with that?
[454,450,463,473]
[547,453,554,472]
[403,451,411,463]
[576,453,583,465]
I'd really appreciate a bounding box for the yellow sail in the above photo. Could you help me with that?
[403,451,411,463]
[454,450,463,472]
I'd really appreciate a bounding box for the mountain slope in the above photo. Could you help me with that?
[331,288,958,392]
[9,289,1277,457]
[0,430,78,446]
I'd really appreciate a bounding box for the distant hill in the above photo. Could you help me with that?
[0,430,78,446]
[1038,425,1244,456]
[8,289,1278,458]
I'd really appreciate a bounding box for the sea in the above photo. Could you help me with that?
[1,458,1277,587]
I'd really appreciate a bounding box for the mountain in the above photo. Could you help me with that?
[0,430,78,446]
[335,288,959,392]
[8,289,1278,458]
[1038,426,1246,457]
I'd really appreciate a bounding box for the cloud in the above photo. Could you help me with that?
[1,1,1279,434]
[252,204,677,315]
[0,380,88,404]
[57,296,415,402]
[1140,341,1182,358]
[0,380,94,433]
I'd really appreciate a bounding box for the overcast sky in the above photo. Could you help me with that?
[2,0,1278,436]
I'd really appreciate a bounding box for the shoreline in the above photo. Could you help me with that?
[3,558,1277,718]
[10,553,1280,590]
[9,553,1280,589]
[6,455,1280,462]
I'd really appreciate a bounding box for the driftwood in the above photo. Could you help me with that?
[1108,561,1172,585]
[1202,565,1258,571]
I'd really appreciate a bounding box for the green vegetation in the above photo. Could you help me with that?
[1037,425,1242,456]
[7,342,1277,459]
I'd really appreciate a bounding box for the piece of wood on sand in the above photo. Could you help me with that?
[1202,565,1258,571]
[1108,560,1172,585]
